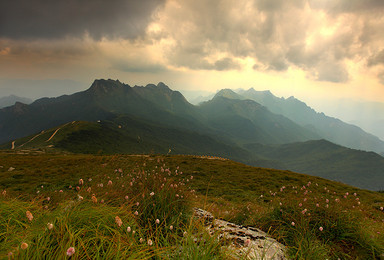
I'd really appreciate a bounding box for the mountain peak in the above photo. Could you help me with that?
[214,89,243,100]
[87,79,128,96]
[157,82,170,89]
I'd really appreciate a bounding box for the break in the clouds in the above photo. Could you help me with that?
[0,0,165,40]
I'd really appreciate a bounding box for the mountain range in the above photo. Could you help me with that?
[1,79,384,190]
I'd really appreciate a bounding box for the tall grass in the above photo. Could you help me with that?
[0,158,225,259]
[254,182,384,259]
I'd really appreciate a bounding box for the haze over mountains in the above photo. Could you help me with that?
[0,95,32,108]
[1,79,384,191]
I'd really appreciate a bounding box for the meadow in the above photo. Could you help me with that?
[1,151,384,259]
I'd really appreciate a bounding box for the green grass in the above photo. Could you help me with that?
[1,152,384,259]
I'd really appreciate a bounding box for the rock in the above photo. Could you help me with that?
[193,208,287,260]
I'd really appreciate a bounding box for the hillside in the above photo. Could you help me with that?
[1,152,383,259]
[245,140,384,191]
[3,120,384,191]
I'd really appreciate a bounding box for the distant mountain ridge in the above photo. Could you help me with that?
[0,95,33,108]
[233,88,384,154]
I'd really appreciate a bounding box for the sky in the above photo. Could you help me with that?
[1,0,384,114]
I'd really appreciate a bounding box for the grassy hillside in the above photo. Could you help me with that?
[1,152,384,259]
[246,140,384,191]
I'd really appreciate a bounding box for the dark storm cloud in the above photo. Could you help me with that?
[0,0,165,40]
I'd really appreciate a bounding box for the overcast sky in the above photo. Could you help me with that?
[1,0,384,112]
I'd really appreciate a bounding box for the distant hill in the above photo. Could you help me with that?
[237,88,384,154]
[0,95,32,108]
[245,140,384,191]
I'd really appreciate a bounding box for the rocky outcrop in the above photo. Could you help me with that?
[194,208,287,259]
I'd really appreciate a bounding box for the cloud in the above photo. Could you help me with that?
[368,49,384,67]
[147,0,384,83]
[0,0,165,40]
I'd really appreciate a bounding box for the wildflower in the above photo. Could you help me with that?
[79,179,84,185]
[76,186,80,191]
[66,247,75,256]
[291,222,295,226]
[115,216,123,227]
[47,197,50,201]
[183,231,187,237]
[59,190,63,193]
[244,239,251,247]
[139,238,144,243]
[108,180,113,185]
[147,239,153,246]
[125,195,129,200]
[134,211,139,216]
[326,204,329,208]
[325,199,329,203]
[136,202,139,206]
[47,223,54,230]
[127,226,131,232]
[150,192,155,196]
[316,203,320,207]
[170,225,173,230]
[299,203,302,207]
[20,242,28,250]
[155,219,160,224]
[380,207,383,211]
[319,227,323,232]
[91,194,97,203]
[26,211,33,222]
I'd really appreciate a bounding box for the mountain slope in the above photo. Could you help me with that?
[199,95,320,145]
[0,79,207,144]
[0,116,252,161]
[245,139,384,191]
[238,88,384,154]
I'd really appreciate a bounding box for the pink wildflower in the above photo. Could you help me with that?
[319,227,323,232]
[115,216,123,227]
[21,242,28,250]
[155,219,160,224]
[148,239,153,246]
[26,211,33,222]
[66,247,75,256]
[291,222,295,226]
[47,223,53,230]
[79,179,84,185]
